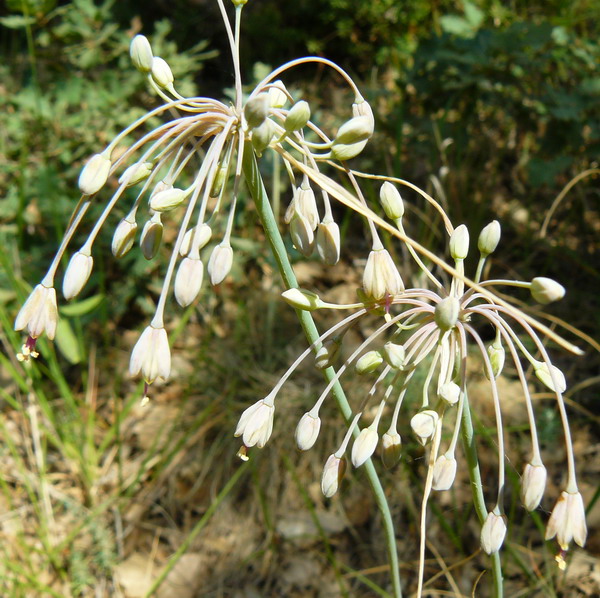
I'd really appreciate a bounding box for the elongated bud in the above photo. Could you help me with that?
[234,398,275,449]
[118,161,153,187]
[140,214,163,260]
[284,194,296,224]
[432,454,457,491]
[295,183,319,231]
[295,412,321,451]
[383,341,405,370]
[251,118,276,156]
[316,220,340,265]
[321,454,346,498]
[381,431,402,469]
[410,409,439,445]
[333,116,373,146]
[151,56,174,89]
[207,243,233,286]
[434,296,459,331]
[174,257,203,307]
[149,187,187,212]
[129,325,171,383]
[351,427,378,467]
[521,462,547,511]
[180,223,212,257]
[533,361,566,393]
[244,93,269,130]
[130,35,153,73]
[480,511,507,555]
[438,381,460,406]
[355,350,383,375]
[78,152,111,195]
[281,288,323,311]
[363,248,404,300]
[268,80,288,108]
[545,490,587,550]
[449,224,469,260]
[315,337,342,369]
[478,220,501,256]
[210,163,228,197]
[530,277,565,304]
[14,284,58,340]
[380,182,404,221]
[330,140,368,161]
[352,98,374,131]
[284,100,311,132]
[63,251,93,300]
[112,218,137,258]
[485,341,505,379]
[289,212,315,256]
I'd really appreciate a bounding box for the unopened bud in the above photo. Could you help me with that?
[130,35,153,73]
[284,100,311,132]
[112,218,137,258]
[210,163,228,197]
[380,182,404,221]
[321,454,346,498]
[180,223,212,257]
[438,381,460,406]
[251,118,276,156]
[149,187,187,212]
[334,116,373,146]
[521,462,547,511]
[174,257,203,307]
[295,183,319,231]
[281,288,323,311]
[352,98,374,132]
[449,224,469,260]
[534,361,566,393]
[78,153,111,195]
[485,341,505,379]
[268,80,288,108]
[434,296,459,331]
[381,431,402,469]
[151,56,174,89]
[478,220,501,256]
[530,277,565,304]
[432,453,457,491]
[351,427,378,467]
[244,93,269,129]
[316,220,340,265]
[315,338,342,369]
[207,242,233,285]
[63,251,93,300]
[140,214,163,260]
[363,248,404,300]
[289,212,315,256]
[295,412,321,451]
[118,162,153,187]
[383,342,405,370]
[480,510,507,554]
[330,140,368,161]
[410,409,439,445]
[355,350,383,375]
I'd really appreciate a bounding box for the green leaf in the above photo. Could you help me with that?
[0,16,37,28]
[60,294,104,317]
[54,319,81,364]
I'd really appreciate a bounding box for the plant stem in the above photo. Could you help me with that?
[461,392,503,597]
[242,145,402,598]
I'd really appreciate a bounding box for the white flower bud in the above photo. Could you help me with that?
[112,218,137,258]
[295,412,321,451]
[410,410,439,445]
[130,35,153,73]
[480,511,507,554]
[383,342,405,370]
[533,361,566,393]
[78,153,111,195]
[284,100,311,132]
[352,98,374,132]
[295,183,319,231]
[244,93,269,130]
[432,453,457,491]
[351,426,379,468]
[207,242,233,285]
[151,56,174,89]
[180,223,212,257]
[174,257,203,307]
[449,224,469,260]
[381,431,402,469]
[478,220,501,256]
[281,288,323,311]
[355,350,383,375]
[129,325,171,384]
[334,116,373,145]
[485,341,505,379]
[63,251,93,300]
[362,248,404,300]
[434,296,459,331]
[14,284,58,340]
[330,140,368,161]
[530,277,565,304]
[284,193,297,225]
[379,182,404,221]
[118,161,153,187]
[268,80,288,108]
[314,338,342,370]
[289,212,315,256]
[149,187,187,212]
[321,454,346,498]
[545,490,587,550]
[316,220,340,266]
[140,214,163,260]
[438,381,460,406]
[251,118,276,156]
[234,398,275,449]
[521,462,547,511]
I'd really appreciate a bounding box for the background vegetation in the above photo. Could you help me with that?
[0,0,598,596]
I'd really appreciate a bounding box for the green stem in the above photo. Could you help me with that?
[461,393,503,598]
[242,145,402,598]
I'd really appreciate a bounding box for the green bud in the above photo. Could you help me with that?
[284,100,311,132]
[486,341,505,379]
[151,57,174,89]
[130,35,153,73]
[534,361,566,393]
[251,118,276,156]
[149,187,187,212]
[383,341,405,369]
[380,182,404,221]
[140,214,163,260]
[281,288,323,311]
[434,296,459,331]
[381,431,402,469]
[244,94,269,130]
[118,162,153,187]
[449,224,469,260]
[478,220,501,257]
[355,350,383,374]
[334,116,373,146]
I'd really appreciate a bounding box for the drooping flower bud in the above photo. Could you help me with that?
[316,219,340,266]
[174,257,203,307]
[533,361,566,393]
[432,453,457,491]
[149,187,187,212]
[268,80,288,108]
[355,350,383,375]
[383,342,405,370]
[112,218,137,258]
[333,116,373,146]
[438,381,460,406]
[314,337,342,370]
[362,248,404,300]
[545,490,587,550]
[118,162,153,187]
[284,100,311,132]
[478,220,501,257]
[151,56,174,89]
[63,251,93,300]
[251,118,276,156]
[485,340,505,379]
[140,214,163,260]
[129,325,171,384]
[530,277,565,304]
[281,288,323,311]
[180,223,212,257]
[78,152,111,195]
[207,242,233,286]
[295,183,319,231]
[244,93,269,130]
[130,35,153,73]
[521,462,547,511]
[449,224,469,260]
[480,510,507,555]
[352,98,374,132]
[210,162,228,197]
[234,398,275,449]
[330,140,369,161]
[379,182,404,221]
[321,454,346,498]
[351,426,379,467]
[289,211,315,256]
[410,410,439,445]
[381,431,402,469]
[434,296,459,331]
[295,412,321,451]
[14,284,58,340]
